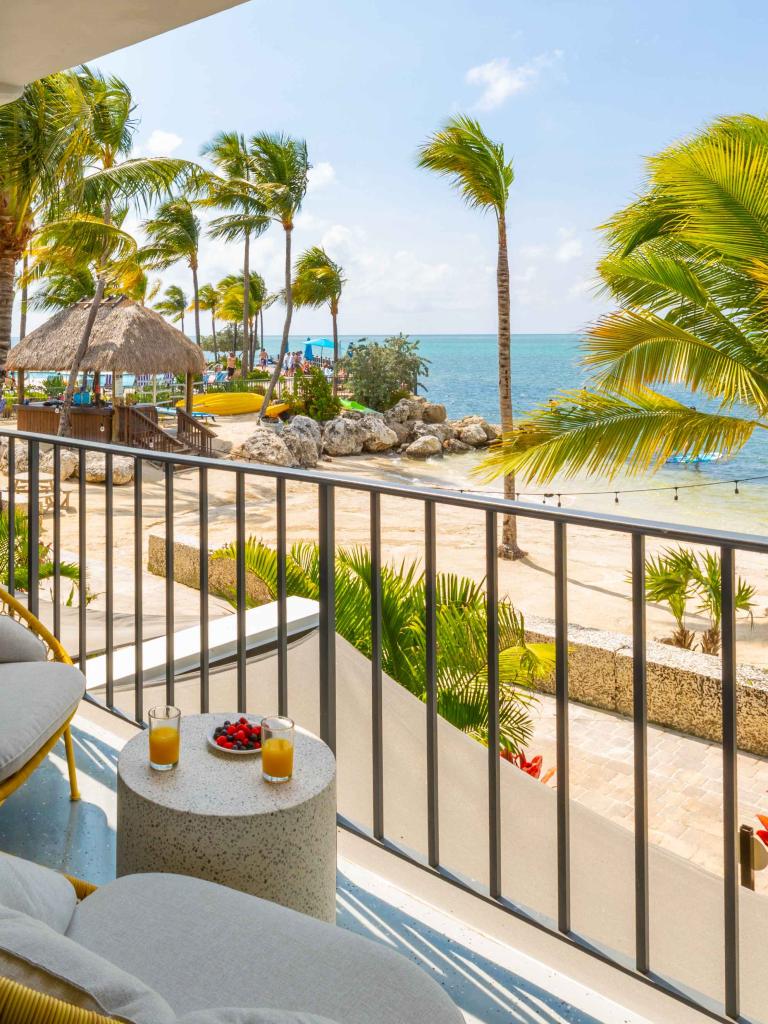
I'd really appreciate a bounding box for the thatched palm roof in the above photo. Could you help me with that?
[6,296,206,374]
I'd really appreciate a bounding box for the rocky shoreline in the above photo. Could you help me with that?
[229,396,500,469]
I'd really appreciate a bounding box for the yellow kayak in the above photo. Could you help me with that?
[177,391,290,418]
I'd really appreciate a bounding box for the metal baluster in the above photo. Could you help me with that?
[7,438,15,594]
[486,510,501,898]
[554,521,570,934]
[318,484,336,753]
[721,545,739,1020]
[235,472,246,711]
[164,463,174,705]
[632,533,649,973]
[105,452,114,707]
[371,491,384,840]
[134,459,144,723]
[53,446,61,639]
[199,467,209,713]
[27,441,39,617]
[78,450,86,670]
[425,499,439,869]
[276,477,288,716]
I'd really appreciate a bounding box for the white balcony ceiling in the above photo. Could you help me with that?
[0,0,248,103]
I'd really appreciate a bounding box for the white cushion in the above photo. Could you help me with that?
[179,1011,340,1024]
[0,661,84,781]
[0,905,176,1024]
[0,853,76,933]
[67,873,463,1024]
[0,617,46,663]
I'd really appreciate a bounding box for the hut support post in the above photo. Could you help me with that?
[185,373,193,413]
[18,370,24,405]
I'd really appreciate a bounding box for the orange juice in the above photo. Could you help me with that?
[149,726,180,766]
[262,737,293,780]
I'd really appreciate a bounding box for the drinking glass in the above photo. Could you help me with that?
[261,716,294,783]
[148,706,181,771]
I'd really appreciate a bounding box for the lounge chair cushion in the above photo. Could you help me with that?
[178,1011,340,1023]
[0,905,176,1024]
[67,873,463,1024]
[0,853,76,933]
[0,661,84,782]
[0,616,47,663]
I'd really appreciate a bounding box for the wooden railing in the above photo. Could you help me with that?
[176,408,216,457]
[117,405,186,454]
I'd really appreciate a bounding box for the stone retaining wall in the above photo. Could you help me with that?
[525,615,768,756]
[147,533,271,606]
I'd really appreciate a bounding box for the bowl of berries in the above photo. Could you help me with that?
[208,716,263,755]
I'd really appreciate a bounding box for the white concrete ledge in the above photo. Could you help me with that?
[84,596,319,691]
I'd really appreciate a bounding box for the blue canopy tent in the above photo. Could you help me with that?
[303,338,336,361]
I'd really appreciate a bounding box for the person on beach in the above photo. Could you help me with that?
[226,353,236,379]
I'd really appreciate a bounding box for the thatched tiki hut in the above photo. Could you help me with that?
[7,296,206,444]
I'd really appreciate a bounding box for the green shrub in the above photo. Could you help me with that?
[291,367,340,421]
[341,334,429,411]
[43,374,65,398]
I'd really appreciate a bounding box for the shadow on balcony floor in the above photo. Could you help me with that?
[0,713,639,1024]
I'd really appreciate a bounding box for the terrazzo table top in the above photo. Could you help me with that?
[118,713,336,817]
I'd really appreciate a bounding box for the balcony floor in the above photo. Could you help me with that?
[0,705,673,1024]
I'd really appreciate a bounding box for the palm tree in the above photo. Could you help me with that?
[213,539,554,754]
[141,197,202,344]
[249,133,309,418]
[201,132,270,370]
[480,114,768,488]
[293,246,345,394]
[418,115,524,560]
[154,284,189,333]
[218,271,267,366]
[198,282,221,360]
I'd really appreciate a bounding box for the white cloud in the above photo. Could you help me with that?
[568,277,597,298]
[143,129,183,157]
[466,51,563,111]
[307,161,336,193]
[554,232,583,263]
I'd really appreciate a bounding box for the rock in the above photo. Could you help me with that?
[405,435,442,458]
[443,438,472,454]
[387,420,413,446]
[359,415,399,452]
[412,421,455,443]
[231,426,296,467]
[0,439,28,473]
[281,416,321,468]
[453,415,498,441]
[40,448,79,480]
[458,423,488,447]
[384,399,412,424]
[322,417,364,456]
[74,452,134,484]
[422,402,447,424]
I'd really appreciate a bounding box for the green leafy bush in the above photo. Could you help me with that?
[291,367,340,421]
[341,334,429,411]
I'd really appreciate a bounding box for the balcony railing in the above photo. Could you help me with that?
[2,425,766,1024]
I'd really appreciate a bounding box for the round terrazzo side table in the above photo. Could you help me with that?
[116,714,337,922]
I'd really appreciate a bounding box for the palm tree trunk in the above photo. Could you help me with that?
[260,225,293,419]
[19,252,29,340]
[212,312,217,362]
[0,252,15,369]
[59,274,106,437]
[331,305,339,396]
[260,308,264,351]
[192,264,201,346]
[243,231,250,370]
[496,212,525,560]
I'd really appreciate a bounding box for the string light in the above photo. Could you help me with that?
[735,480,740,494]
[674,487,679,501]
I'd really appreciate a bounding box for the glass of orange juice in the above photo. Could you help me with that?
[261,716,294,783]
[148,706,181,771]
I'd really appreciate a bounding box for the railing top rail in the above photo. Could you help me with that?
[3,425,768,554]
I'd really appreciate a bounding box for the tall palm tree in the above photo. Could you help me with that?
[141,197,202,344]
[293,246,345,394]
[198,282,221,359]
[154,284,189,334]
[201,132,270,370]
[418,115,524,560]
[217,271,267,364]
[249,133,309,418]
[481,114,768,487]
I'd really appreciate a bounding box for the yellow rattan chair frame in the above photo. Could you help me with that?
[0,585,80,805]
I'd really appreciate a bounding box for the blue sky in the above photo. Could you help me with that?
[19,0,768,336]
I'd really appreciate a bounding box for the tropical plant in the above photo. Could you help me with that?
[141,197,202,344]
[342,334,428,411]
[643,546,755,653]
[154,284,189,333]
[201,132,270,370]
[198,283,221,359]
[418,115,523,559]
[0,507,79,593]
[217,270,267,362]
[291,366,340,421]
[293,247,345,394]
[211,539,554,754]
[248,133,310,418]
[481,114,768,487]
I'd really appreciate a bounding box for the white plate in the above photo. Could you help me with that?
[206,715,263,756]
